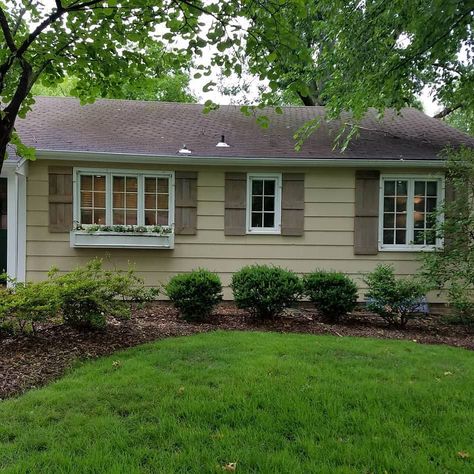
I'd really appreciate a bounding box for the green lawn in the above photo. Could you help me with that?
[0,332,473,473]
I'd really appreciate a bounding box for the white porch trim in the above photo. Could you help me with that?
[1,159,27,283]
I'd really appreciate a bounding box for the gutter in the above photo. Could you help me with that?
[36,149,446,169]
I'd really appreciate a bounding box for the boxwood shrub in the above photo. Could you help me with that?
[303,270,358,321]
[165,269,223,321]
[231,265,302,319]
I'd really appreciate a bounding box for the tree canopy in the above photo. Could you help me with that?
[240,1,473,117]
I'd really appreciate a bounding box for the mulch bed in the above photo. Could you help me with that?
[1,302,473,400]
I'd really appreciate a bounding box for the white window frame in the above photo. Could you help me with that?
[378,174,445,252]
[246,172,282,235]
[73,168,175,229]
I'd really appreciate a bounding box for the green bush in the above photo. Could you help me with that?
[164,269,223,321]
[52,259,157,330]
[0,278,61,333]
[364,264,427,327]
[0,260,157,333]
[231,265,302,319]
[303,270,358,321]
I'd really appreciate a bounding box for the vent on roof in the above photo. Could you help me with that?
[216,135,230,148]
[178,144,192,154]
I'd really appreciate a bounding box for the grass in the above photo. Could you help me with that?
[0,332,473,473]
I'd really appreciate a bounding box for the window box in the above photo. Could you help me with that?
[70,230,174,249]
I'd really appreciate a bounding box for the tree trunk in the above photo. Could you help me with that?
[0,118,13,173]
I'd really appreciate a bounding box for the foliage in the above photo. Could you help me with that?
[0,259,156,333]
[52,259,157,330]
[444,108,474,137]
[0,278,61,333]
[164,269,223,321]
[364,265,427,327]
[231,265,302,319]
[421,146,474,323]
[240,1,473,118]
[73,223,172,234]
[32,72,196,103]
[303,270,358,321]
[1,332,474,473]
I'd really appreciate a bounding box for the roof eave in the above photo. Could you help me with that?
[35,149,446,168]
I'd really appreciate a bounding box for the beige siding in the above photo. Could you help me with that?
[26,159,444,300]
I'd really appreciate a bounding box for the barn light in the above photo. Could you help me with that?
[178,144,192,154]
[216,135,230,148]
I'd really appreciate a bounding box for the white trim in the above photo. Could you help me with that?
[246,172,282,235]
[378,174,445,252]
[37,149,445,169]
[73,167,175,229]
[1,160,27,283]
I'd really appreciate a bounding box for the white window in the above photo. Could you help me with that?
[74,169,174,228]
[246,173,282,234]
[379,175,444,251]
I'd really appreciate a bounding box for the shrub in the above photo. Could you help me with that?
[364,264,427,327]
[52,259,157,330]
[0,260,157,333]
[420,147,474,325]
[164,269,223,321]
[0,278,61,334]
[231,265,302,319]
[303,270,358,321]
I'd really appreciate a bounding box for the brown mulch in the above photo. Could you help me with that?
[1,302,473,400]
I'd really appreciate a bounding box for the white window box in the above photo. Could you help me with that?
[70,230,174,249]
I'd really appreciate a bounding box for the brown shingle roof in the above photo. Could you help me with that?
[15,96,474,160]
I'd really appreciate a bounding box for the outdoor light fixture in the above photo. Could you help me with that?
[178,144,192,154]
[216,135,230,147]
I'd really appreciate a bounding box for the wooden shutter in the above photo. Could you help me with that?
[354,170,380,255]
[175,171,197,235]
[49,166,73,233]
[281,173,304,236]
[225,172,246,235]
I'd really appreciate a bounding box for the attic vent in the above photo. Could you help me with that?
[216,135,230,148]
[178,144,192,154]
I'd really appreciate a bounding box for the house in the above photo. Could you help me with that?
[2,97,473,299]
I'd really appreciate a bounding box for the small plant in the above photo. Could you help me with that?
[0,277,61,334]
[52,259,157,330]
[231,265,302,319]
[164,269,223,321]
[303,270,358,321]
[73,222,172,235]
[364,264,427,327]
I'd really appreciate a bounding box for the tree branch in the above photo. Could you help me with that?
[0,7,17,52]
[434,103,463,119]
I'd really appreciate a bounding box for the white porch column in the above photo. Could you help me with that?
[2,159,27,283]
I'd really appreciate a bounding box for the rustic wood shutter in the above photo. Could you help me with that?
[175,171,197,235]
[281,173,305,236]
[354,170,380,255]
[224,172,246,235]
[49,166,73,233]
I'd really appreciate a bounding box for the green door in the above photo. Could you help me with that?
[0,178,7,277]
